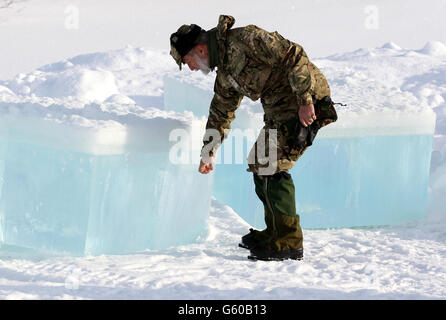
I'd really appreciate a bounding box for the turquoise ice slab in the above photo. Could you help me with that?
[163,75,213,117]
[85,154,212,255]
[0,140,213,255]
[213,134,433,229]
[0,141,91,254]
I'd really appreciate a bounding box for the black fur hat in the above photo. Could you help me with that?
[170,24,204,70]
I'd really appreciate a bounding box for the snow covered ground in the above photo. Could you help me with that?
[1,198,445,300]
[1,0,446,300]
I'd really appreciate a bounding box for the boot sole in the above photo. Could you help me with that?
[247,254,303,262]
[247,248,304,261]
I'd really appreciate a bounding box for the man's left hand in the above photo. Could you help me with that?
[299,104,317,127]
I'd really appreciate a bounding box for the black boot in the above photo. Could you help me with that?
[239,228,258,249]
[239,223,271,250]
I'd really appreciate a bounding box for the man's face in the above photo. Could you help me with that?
[182,45,211,75]
[182,52,201,71]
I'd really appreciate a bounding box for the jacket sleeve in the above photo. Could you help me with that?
[201,71,243,158]
[240,25,314,106]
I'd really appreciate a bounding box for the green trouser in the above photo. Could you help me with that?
[253,172,303,251]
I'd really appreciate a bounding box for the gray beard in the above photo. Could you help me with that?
[192,52,211,75]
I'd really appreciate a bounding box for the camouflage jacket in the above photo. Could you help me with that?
[202,15,332,158]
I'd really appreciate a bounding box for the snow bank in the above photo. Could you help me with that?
[1,46,176,106]
[418,41,446,56]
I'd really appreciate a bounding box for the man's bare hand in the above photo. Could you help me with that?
[299,104,317,127]
[198,156,214,174]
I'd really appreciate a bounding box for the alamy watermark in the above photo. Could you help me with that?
[64,5,79,30]
[169,127,279,175]
[364,5,379,30]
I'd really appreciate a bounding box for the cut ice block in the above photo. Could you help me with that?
[164,74,214,117]
[0,102,212,255]
[164,75,436,229]
[212,112,436,229]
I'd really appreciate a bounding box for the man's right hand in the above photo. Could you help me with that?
[198,156,214,174]
[299,103,317,127]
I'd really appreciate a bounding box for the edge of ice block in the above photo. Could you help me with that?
[237,108,437,138]
[0,101,207,155]
[317,109,437,138]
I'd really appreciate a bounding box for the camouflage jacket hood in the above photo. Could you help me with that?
[214,15,236,67]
